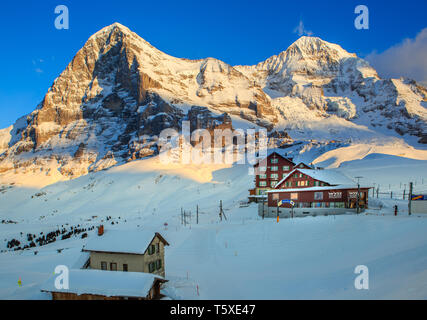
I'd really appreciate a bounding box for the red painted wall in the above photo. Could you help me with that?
[268,188,370,208]
[254,153,295,189]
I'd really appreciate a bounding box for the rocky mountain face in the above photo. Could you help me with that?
[0,24,426,184]
[236,36,427,140]
[0,24,282,181]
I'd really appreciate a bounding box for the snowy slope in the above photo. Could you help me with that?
[0,155,427,299]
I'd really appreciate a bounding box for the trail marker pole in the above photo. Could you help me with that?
[220,200,227,221]
[409,182,413,216]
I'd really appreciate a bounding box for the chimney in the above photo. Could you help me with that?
[98,225,104,236]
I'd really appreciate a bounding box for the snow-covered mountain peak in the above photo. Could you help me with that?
[0,25,425,187]
[254,36,358,80]
[91,22,132,37]
[289,36,356,59]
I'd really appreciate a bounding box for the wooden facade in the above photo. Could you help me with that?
[266,168,371,211]
[47,278,166,301]
[268,187,370,209]
[252,152,297,195]
[275,169,330,190]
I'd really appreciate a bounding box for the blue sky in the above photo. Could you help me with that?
[0,0,426,128]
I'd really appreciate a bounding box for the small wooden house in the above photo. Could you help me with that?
[41,269,166,300]
[83,229,169,277]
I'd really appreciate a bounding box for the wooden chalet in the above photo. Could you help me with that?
[41,269,167,300]
[249,151,313,202]
[261,168,371,217]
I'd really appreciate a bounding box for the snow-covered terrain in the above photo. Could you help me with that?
[0,23,426,300]
[0,153,426,300]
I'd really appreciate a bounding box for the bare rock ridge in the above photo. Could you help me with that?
[0,23,426,182]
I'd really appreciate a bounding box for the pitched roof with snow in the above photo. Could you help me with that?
[83,230,169,255]
[254,150,294,167]
[267,185,371,193]
[275,168,356,189]
[41,269,164,298]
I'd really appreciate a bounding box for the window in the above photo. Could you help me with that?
[299,173,303,178]
[314,192,323,200]
[333,202,345,208]
[259,181,267,187]
[147,244,156,255]
[283,174,288,179]
[270,181,277,188]
[259,167,267,172]
[271,158,279,164]
[110,263,117,271]
[123,264,128,272]
[156,243,160,253]
[271,166,278,172]
[156,260,162,270]
[270,173,279,180]
[101,262,107,270]
[283,166,290,171]
[259,174,267,179]
[294,173,298,178]
[149,262,156,273]
[290,193,298,200]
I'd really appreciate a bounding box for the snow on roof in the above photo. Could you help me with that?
[275,168,355,188]
[83,229,168,255]
[255,150,294,167]
[294,162,312,168]
[71,251,91,269]
[41,269,163,298]
[267,184,372,193]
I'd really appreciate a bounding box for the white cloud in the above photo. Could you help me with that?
[366,28,427,86]
[293,19,313,37]
[32,58,45,74]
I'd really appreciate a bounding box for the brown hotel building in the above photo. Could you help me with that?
[250,151,311,198]
[260,168,371,217]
